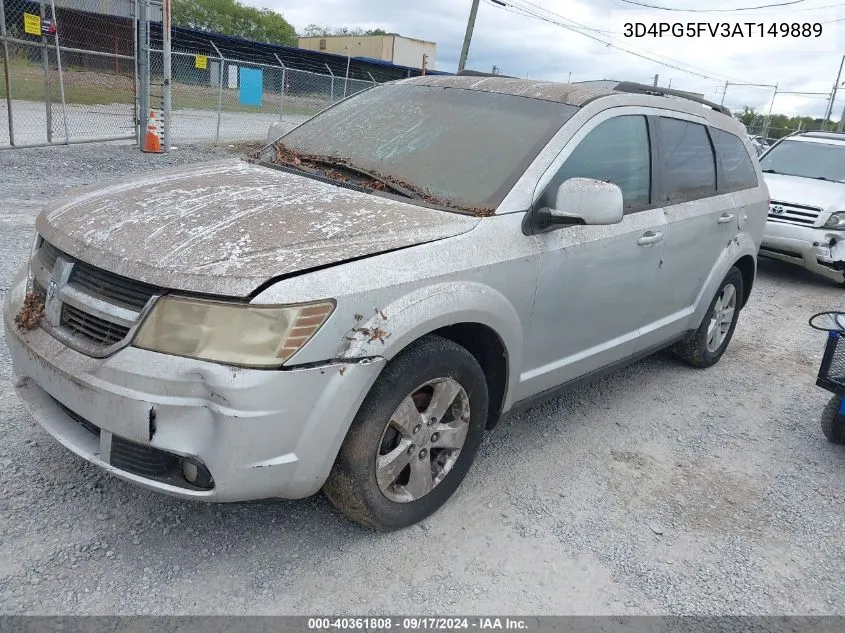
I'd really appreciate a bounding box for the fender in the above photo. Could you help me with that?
[336,282,525,411]
[690,232,757,330]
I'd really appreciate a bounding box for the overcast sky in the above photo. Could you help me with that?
[260,0,844,119]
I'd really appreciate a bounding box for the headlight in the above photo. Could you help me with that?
[133,296,335,368]
[824,212,845,229]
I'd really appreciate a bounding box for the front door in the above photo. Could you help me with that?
[518,113,666,401]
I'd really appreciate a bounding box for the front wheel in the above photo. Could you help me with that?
[821,395,845,444]
[674,267,745,368]
[323,335,489,530]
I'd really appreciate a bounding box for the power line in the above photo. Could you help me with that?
[616,0,811,11]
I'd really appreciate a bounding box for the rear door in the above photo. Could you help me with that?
[636,116,755,350]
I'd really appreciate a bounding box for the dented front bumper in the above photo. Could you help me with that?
[760,222,845,283]
[3,266,384,502]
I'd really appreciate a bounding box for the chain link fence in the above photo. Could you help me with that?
[147,48,377,145]
[0,0,137,148]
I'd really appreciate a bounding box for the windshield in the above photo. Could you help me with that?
[760,139,845,183]
[265,83,578,212]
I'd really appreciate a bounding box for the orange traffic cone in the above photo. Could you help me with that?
[142,109,162,153]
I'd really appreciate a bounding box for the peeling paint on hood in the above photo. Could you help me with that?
[36,158,481,297]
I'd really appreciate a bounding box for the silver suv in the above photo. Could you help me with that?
[758,131,845,283]
[3,77,768,530]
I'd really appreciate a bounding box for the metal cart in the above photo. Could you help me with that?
[811,311,845,444]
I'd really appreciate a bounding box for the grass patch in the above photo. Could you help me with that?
[1,59,324,117]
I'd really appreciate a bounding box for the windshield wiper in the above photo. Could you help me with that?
[762,169,779,174]
[304,156,421,200]
[270,145,419,200]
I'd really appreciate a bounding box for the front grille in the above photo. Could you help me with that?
[61,303,130,346]
[768,200,822,226]
[39,240,60,271]
[70,262,158,311]
[34,239,164,354]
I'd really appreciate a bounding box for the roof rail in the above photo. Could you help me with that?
[798,131,845,141]
[610,81,732,117]
[456,69,518,78]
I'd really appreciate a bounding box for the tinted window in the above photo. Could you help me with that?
[657,118,716,203]
[548,115,651,211]
[274,84,578,212]
[711,128,758,191]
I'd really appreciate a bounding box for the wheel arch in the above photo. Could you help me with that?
[430,323,509,430]
[733,254,756,310]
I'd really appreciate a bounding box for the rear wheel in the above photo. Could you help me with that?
[323,335,489,530]
[820,395,845,444]
[674,267,744,368]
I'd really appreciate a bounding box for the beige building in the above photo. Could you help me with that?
[298,34,436,71]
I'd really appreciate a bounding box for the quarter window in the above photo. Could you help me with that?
[656,118,716,203]
[711,128,759,191]
[548,115,651,211]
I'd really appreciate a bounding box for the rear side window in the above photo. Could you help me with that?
[656,118,716,203]
[710,128,759,191]
[549,115,651,211]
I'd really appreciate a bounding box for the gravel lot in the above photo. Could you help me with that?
[1,143,844,616]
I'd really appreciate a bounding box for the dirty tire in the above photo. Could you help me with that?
[323,334,489,531]
[820,395,845,444]
[674,267,745,368]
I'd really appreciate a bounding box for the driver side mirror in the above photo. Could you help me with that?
[535,177,624,230]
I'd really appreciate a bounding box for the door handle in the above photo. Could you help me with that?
[637,231,664,246]
[718,213,735,224]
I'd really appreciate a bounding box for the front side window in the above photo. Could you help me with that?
[545,115,651,211]
[657,118,716,203]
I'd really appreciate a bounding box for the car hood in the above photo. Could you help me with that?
[763,172,845,213]
[36,159,481,297]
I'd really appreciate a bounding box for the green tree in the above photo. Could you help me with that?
[733,105,833,139]
[172,0,297,46]
[301,24,390,37]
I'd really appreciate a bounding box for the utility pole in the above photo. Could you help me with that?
[822,54,844,131]
[720,80,729,106]
[838,99,845,133]
[458,0,481,73]
[653,74,658,87]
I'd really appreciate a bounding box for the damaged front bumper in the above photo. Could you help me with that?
[760,222,845,283]
[3,267,385,502]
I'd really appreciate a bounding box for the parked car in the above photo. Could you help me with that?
[747,134,764,157]
[3,77,769,530]
[758,131,845,284]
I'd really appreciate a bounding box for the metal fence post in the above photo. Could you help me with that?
[0,0,15,145]
[39,0,52,142]
[273,53,285,121]
[325,63,334,102]
[210,41,223,143]
[49,0,69,144]
[162,0,171,152]
[137,0,150,148]
[367,71,376,87]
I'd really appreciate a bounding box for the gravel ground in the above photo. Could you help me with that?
[1,144,844,615]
